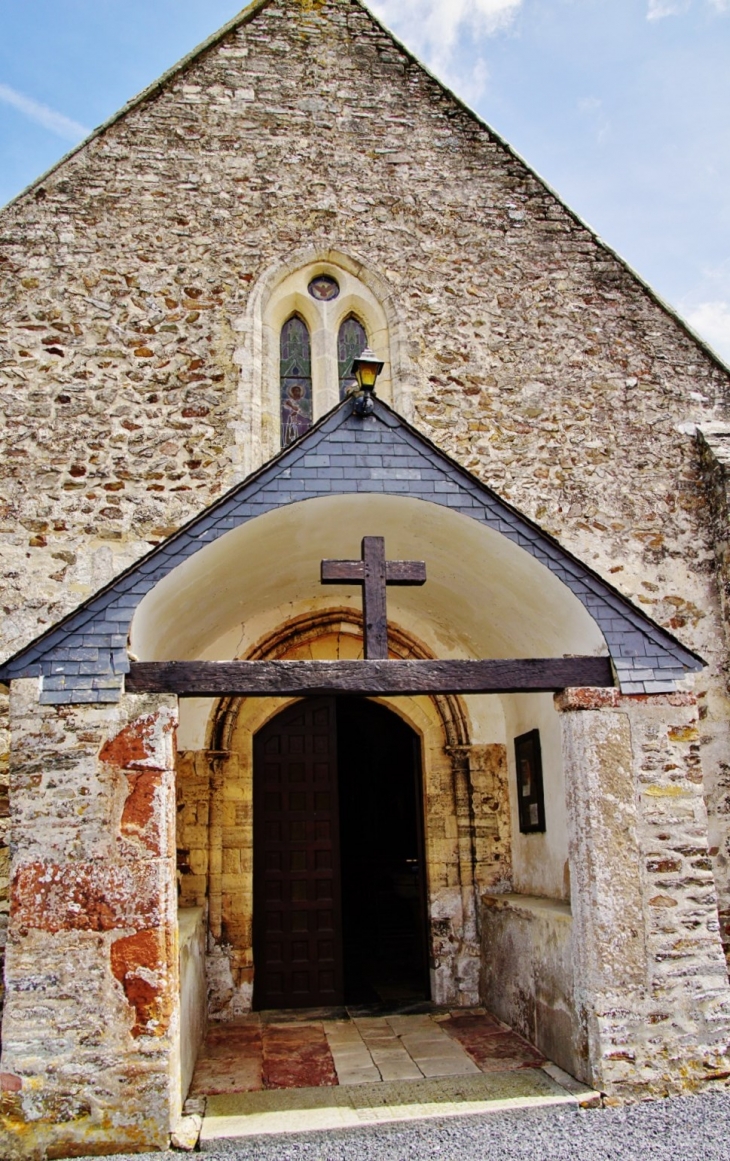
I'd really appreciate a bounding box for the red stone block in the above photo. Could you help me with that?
[11,861,164,932]
[441,1013,545,1071]
[190,1021,264,1094]
[121,769,164,856]
[262,1023,337,1089]
[100,711,173,771]
[554,688,621,712]
[555,688,696,712]
[111,928,174,1038]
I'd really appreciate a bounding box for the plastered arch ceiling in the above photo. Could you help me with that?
[130,494,607,663]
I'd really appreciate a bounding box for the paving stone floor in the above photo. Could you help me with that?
[187,1007,602,1143]
[77,1090,730,1161]
[189,1007,547,1096]
[198,1071,578,1143]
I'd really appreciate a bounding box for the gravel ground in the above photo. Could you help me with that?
[75,1091,730,1161]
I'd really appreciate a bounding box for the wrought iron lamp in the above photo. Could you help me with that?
[352,347,384,415]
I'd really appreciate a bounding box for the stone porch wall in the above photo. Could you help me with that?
[178,907,206,1103]
[557,688,730,1099]
[0,683,180,1160]
[481,893,578,1078]
[480,689,730,1098]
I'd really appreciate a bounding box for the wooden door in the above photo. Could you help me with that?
[253,698,343,1009]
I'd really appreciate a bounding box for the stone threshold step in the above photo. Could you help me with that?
[199,1067,601,1144]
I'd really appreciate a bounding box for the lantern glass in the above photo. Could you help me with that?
[352,347,384,392]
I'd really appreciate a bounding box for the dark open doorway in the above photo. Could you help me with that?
[337,698,429,1006]
[252,697,429,1010]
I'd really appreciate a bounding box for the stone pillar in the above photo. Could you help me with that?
[697,427,730,642]
[0,680,180,1160]
[557,687,730,1099]
[0,685,9,1005]
[697,425,730,958]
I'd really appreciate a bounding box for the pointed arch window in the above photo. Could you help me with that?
[280,315,313,447]
[338,316,368,399]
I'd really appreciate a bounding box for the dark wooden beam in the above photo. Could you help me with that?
[126,657,613,697]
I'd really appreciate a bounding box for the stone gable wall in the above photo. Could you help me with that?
[1,0,730,929]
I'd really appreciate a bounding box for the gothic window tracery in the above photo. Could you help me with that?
[280,314,313,447]
[337,315,368,399]
[267,262,390,453]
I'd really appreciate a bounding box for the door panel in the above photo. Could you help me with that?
[253,699,343,1009]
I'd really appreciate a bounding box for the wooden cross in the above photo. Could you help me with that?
[321,536,426,660]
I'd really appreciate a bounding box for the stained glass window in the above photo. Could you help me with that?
[308,275,340,302]
[280,315,313,447]
[338,316,368,399]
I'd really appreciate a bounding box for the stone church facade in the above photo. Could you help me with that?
[1,0,730,1154]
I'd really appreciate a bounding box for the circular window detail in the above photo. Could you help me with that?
[308,274,340,302]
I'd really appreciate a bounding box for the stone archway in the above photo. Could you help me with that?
[126,489,618,1036]
[130,490,609,1022]
[176,611,512,1017]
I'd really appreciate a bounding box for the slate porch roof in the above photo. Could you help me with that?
[0,397,703,704]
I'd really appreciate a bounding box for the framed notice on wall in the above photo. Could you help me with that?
[514,729,546,834]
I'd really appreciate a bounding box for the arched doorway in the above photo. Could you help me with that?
[137,490,611,1017]
[253,697,429,1009]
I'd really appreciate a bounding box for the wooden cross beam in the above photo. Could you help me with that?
[320,536,426,659]
[126,657,615,697]
[124,531,617,699]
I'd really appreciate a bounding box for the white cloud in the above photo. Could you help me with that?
[647,0,688,18]
[368,0,522,96]
[647,0,728,16]
[686,302,730,361]
[435,56,491,105]
[0,83,90,142]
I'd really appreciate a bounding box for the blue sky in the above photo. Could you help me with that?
[1,0,729,362]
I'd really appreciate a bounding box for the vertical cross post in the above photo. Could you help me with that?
[321,536,426,659]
